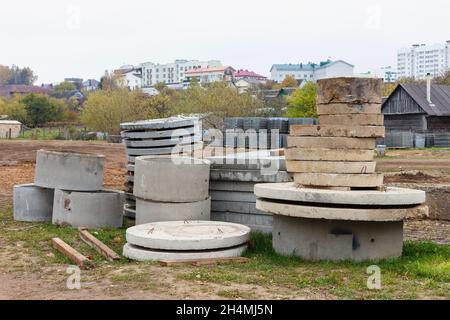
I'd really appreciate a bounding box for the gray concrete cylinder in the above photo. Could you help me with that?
[53,189,124,228]
[35,150,104,191]
[136,197,211,225]
[13,184,54,222]
[134,156,210,202]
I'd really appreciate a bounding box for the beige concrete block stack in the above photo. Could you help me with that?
[286,77,385,189]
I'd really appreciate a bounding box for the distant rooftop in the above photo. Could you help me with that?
[234,69,266,79]
[270,60,353,72]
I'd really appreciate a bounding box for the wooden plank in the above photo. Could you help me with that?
[159,257,250,267]
[289,125,385,138]
[79,229,120,262]
[52,237,93,269]
[317,103,381,115]
[287,136,376,149]
[285,148,374,162]
[319,114,384,126]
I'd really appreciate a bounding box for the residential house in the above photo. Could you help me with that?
[234,69,267,82]
[235,78,261,94]
[82,79,100,91]
[115,66,142,90]
[0,85,51,97]
[184,66,236,85]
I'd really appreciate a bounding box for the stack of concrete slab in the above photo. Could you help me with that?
[254,77,429,261]
[120,116,202,218]
[286,77,385,189]
[133,156,211,225]
[13,150,124,228]
[207,152,292,233]
[123,220,251,261]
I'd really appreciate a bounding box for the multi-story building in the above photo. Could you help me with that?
[269,60,354,83]
[184,66,235,85]
[115,65,142,90]
[397,41,450,79]
[140,59,222,87]
[363,66,399,83]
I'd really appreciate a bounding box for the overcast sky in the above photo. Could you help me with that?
[0,0,448,83]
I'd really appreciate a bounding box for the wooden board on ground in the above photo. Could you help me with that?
[285,148,374,162]
[159,257,250,267]
[316,103,382,115]
[79,229,121,261]
[287,136,376,149]
[52,237,93,269]
[286,160,376,174]
[318,114,384,126]
[293,172,384,188]
[289,125,385,138]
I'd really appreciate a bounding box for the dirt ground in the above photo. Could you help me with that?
[0,140,449,300]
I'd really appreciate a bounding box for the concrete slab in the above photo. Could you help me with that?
[123,135,201,148]
[210,169,292,183]
[123,243,247,262]
[256,198,429,222]
[120,116,198,131]
[125,142,203,156]
[316,77,382,104]
[210,191,256,203]
[273,215,402,261]
[136,197,211,225]
[287,136,376,149]
[212,200,269,215]
[293,172,384,188]
[285,148,374,162]
[211,212,272,234]
[35,150,104,191]
[53,189,124,228]
[286,160,376,174]
[121,125,197,139]
[209,181,256,192]
[208,156,286,171]
[126,220,251,250]
[290,125,385,138]
[13,184,54,222]
[254,183,427,206]
[134,156,210,202]
[319,114,384,126]
[316,103,382,115]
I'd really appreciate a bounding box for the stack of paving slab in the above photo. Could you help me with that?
[13,150,124,228]
[133,156,211,225]
[123,220,251,261]
[254,77,428,261]
[207,151,292,233]
[120,116,202,219]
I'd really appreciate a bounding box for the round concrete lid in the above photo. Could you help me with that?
[126,220,251,250]
[254,183,426,206]
[120,116,197,131]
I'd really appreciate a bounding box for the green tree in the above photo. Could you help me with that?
[0,97,30,124]
[54,81,76,92]
[0,65,12,85]
[7,65,37,85]
[286,82,317,118]
[21,94,66,127]
[276,75,298,89]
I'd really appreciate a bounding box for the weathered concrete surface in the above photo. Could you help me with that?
[319,114,384,126]
[290,125,385,138]
[121,125,197,139]
[123,135,201,148]
[210,191,256,202]
[126,220,251,250]
[120,116,198,131]
[210,169,292,183]
[53,189,124,228]
[293,172,384,188]
[212,200,269,215]
[208,155,287,171]
[316,103,381,115]
[134,156,210,202]
[209,181,256,192]
[254,183,427,206]
[316,77,383,104]
[123,243,247,262]
[35,150,104,191]
[135,197,211,225]
[125,142,203,156]
[211,212,272,234]
[285,148,374,162]
[123,204,136,219]
[256,199,429,221]
[272,215,403,261]
[13,184,54,222]
[287,136,376,149]
[286,160,376,174]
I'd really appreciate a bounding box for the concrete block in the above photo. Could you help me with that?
[13,184,54,222]
[256,198,429,222]
[211,212,272,233]
[285,148,374,162]
[209,181,256,192]
[35,150,104,191]
[255,183,427,206]
[123,204,136,219]
[123,243,247,262]
[120,116,198,131]
[53,189,124,228]
[210,191,256,202]
[210,169,292,183]
[126,220,250,250]
[286,160,376,174]
[319,114,384,126]
[121,125,197,139]
[123,135,201,148]
[287,136,376,149]
[208,155,286,171]
[290,125,385,138]
[272,215,403,261]
[134,156,210,202]
[316,103,382,115]
[135,197,211,225]
[316,77,382,104]
[293,172,384,188]
[212,200,269,215]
